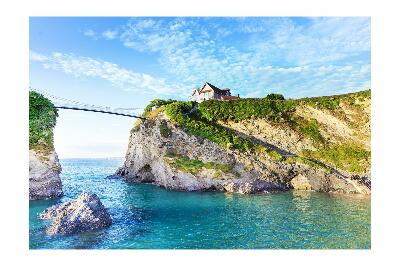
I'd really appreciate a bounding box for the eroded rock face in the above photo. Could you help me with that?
[290,175,312,191]
[117,113,370,195]
[29,150,63,200]
[223,179,287,194]
[39,192,112,235]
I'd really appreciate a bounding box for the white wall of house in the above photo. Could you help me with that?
[190,84,233,103]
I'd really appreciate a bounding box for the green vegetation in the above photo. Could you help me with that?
[255,145,284,162]
[164,153,232,176]
[133,99,177,131]
[29,91,58,153]
[143,99,176,117]
[299,118,324,144]
[301,144,370,173]
[299,95,340,110]
[297,89,371,110]
[265,93,285,101]
[197,97,296,122]
[284,156,333,173]
[164,101,256,152]
[159,120,172,138]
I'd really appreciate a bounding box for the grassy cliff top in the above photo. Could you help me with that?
[144,89,370,122]
[142,89,371,175]
[29,91,58,154]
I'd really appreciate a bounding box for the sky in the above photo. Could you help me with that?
[29,17,371,158]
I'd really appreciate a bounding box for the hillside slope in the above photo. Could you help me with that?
[117,90,371,195]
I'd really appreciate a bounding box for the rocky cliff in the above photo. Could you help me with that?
[29,91,63,200]
[29,149,62,200]
[117,90,371,195]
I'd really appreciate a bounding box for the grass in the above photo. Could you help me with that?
[164,153,233,176]
[299,118,324,144]
[297,90,370,110]
[254,145,284,162]
[300,144,370,173]
[284,156,333,173]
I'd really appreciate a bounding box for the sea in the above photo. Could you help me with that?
[29,158,371,249]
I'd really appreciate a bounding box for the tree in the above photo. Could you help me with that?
[265,93,285,101]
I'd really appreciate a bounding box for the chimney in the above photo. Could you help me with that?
[238,94,240,97]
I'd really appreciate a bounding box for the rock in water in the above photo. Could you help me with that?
[29,150,63,200]
[39,192,112,235]
[223,179,287,194]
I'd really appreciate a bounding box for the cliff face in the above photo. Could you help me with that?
[29,91,63,200]
[29,149,62,200]
[117,108,370,195]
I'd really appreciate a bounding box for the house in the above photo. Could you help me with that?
[189,82,240,103]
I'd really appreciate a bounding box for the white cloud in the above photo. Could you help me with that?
[29,51,48,62]
[117,18,365,89]
[80,17,370,98]
[102,30,118,40]
[83,29,96,38]
[250,17,371,66]
[30,50,184,96]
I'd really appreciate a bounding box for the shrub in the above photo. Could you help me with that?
[300,118,324,143]
[159,120,172,138]
[143,99,176,116]
[197,97,296,122]
[298,95,341,110]
[29,91,58,152]
[296,90,371,111]
[265,93,285,101]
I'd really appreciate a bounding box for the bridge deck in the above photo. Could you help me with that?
[55,106,145,119]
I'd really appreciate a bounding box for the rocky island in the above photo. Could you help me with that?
[39,192,112,235]
[117,89,371,195]
[29,91,63,200]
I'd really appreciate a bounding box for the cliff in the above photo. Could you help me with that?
[117,90,371,195]
[29,91,62,200]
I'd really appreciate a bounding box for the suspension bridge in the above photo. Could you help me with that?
[30,87,145,119]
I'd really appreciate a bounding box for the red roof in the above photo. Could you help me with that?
[199,82,229,96]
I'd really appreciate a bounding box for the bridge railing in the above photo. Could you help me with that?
[30,87,145,119]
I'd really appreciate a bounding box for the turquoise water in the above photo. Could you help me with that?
[29,158,371,249]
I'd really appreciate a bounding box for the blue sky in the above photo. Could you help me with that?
[29,17,371,158]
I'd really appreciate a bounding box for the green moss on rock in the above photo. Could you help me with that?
[164,153,232,176]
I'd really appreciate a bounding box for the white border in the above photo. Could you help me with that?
[1,0,400,265]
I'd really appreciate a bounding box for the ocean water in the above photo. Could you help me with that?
[29,158,371,249]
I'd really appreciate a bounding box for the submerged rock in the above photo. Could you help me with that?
[29,150,63,200]
[39,192,112,235]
